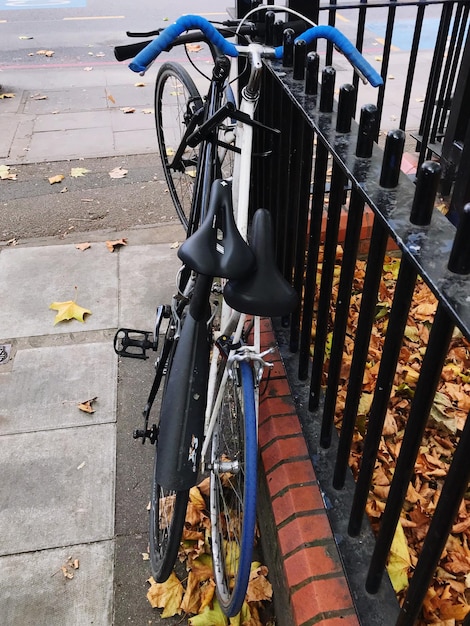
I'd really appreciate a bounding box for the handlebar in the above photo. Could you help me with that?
[274,25,383,87]
[124,14,383,88]
[128,14,238,74]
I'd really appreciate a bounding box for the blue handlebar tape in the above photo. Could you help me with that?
[129,14,238,73]
[274,25,383,88]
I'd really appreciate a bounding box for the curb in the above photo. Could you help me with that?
[258,319,360,626]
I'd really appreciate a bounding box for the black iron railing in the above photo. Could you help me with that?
[241,8,470,623]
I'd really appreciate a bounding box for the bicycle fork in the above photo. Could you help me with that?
[155,274,212,491]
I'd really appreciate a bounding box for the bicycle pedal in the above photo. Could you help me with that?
[114,328,156,359]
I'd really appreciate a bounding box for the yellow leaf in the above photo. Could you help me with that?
[386,522,411,593]
[49,300,92,325]
[134,82,146,87]
[188,598,227,626]
[0,92,16,99]
[147,572,183,617]
[70,167,90,177]
[48,174,65,184]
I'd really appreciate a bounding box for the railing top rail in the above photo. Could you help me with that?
[318,0,468,10]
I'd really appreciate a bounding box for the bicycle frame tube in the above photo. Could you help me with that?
[187,57,231,236]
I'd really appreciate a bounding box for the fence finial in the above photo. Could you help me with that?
[380,129,405,188]
[410,161,441,226]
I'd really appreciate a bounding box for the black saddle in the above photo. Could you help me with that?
[178,179,255,279]
[224,208,298,317]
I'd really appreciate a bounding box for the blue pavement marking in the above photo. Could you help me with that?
[0,0,86,9]
[367,18,440,51]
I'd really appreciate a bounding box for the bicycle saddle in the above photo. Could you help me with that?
[178,179,255,279]
[224,208,298,317]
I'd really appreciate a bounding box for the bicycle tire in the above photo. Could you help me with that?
[210,360,257,616]
[149,313,189,583]
[155,62,203,229]
[149,454,189,582]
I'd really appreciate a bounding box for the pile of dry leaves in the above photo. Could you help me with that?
[323,250,470,624]
[146,478,273,625]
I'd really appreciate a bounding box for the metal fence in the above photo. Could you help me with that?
[239,2,470,624]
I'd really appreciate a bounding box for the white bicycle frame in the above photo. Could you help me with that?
[201,43,273,464]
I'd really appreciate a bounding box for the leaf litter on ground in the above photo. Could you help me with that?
[146,482,273,625]
[318,248,470,623]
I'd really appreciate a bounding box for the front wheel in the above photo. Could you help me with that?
[210,360,257,616]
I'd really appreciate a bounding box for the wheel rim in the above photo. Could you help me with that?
[156,69,201,229]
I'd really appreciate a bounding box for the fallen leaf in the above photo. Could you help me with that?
[60,187,68,193]
[246,562,273,602]
[0,92,16,99]
[141,552,149,561]
[105,238,127,252]
[49,300,92,324]
[84,66,93,71]
[70,167,90,177]
[6,238,18,246]
[30,93,48,100]
[75,242,91,251]
[188,598,227,626]
[107,92,116,104]
[36,49,54,56]
[109,167,128,179]
[120,107,135,114]
[186,43,203,53]
[170,241,180,249]
[0,165,17,180]
[147,573,183,617]
[387,522,411,593]
[77,396,97,413]
[19,35,34,40]
[134,82,146,87]
[48,174,65,184]
[142,108,153,114]
[76,461,86,470]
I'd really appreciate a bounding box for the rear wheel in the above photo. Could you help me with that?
[149,457,189,582]
[210,360,257,616]
[149,312,190,582]
[155,62,203,229]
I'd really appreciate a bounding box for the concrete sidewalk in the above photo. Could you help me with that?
[0,223,185,625]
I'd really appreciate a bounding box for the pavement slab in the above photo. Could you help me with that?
[0,541,114,626]
[0,423,116,556]
[0,342,116,435]
[0,243,118,338]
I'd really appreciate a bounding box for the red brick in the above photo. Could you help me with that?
[291,577,356,624]
[265,459,316,499]
[261,435,309,474]
[259,413,302,447]
[277,514,334,555]
[271,484,324,526]
[284,544,342,587]
[262,376,293,399]
[259,395,297,426]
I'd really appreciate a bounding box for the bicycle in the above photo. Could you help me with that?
[114,6,382,617]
